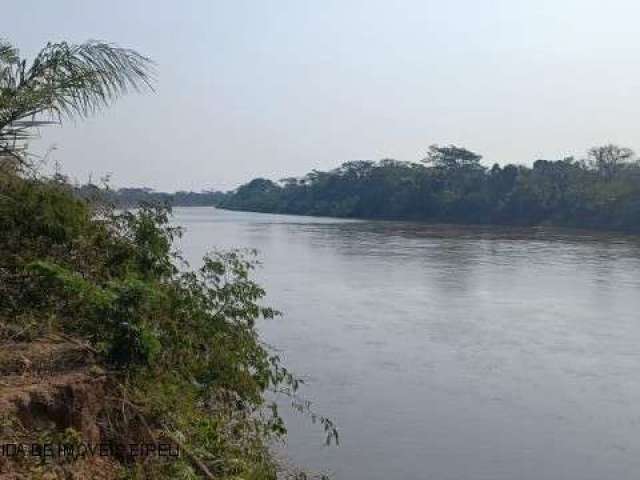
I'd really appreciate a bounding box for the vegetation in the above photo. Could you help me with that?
[220,144,640,232]
[1,38,153,163]
[1,39,333,479]
[75,185,228,208]
[1,166,314,478]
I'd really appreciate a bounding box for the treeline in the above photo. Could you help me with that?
[75,184,228,208]
[220,144,640,231]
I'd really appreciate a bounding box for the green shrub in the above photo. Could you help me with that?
[0,168,305,478]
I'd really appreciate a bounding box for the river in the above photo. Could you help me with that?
[173,206,640,480]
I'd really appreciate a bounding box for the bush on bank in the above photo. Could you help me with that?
[0,165,303,479]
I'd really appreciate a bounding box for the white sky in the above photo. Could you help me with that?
[5,0,640,191]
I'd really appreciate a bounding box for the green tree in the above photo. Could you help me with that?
[587,144,635,181]
[422,144,483,171]
[0,39,154,163]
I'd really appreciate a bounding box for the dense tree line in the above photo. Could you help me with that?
[220,144,640,231]
[75,184,228,208]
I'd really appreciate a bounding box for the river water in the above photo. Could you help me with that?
[173,207,640,480]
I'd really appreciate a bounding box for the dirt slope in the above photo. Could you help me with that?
[0,340,121,479]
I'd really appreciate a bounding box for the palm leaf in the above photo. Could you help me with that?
[0,39,154,162]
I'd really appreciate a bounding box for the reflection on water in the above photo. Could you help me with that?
[174,207,640,480]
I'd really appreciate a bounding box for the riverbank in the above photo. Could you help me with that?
[218,152,640,233]
[0,167,308,479]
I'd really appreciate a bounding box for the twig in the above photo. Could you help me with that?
[163,429,216,480]
[45,332,99,355]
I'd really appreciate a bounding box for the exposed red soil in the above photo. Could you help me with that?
[0,340,121,479]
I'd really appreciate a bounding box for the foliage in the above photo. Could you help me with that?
[220,144,640,231]
[1,37,335,479]
[74,184,228,208]
[0,167,325,478]
[0,38,153,162]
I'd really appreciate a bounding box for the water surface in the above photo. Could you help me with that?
[174,207,640,480]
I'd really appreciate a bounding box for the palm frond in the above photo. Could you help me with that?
[0,39,154,163]
[0,39,19,65]
[0,39,19,89]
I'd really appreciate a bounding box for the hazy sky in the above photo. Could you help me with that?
[6,0,640,191]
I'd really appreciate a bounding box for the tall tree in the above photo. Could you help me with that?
[422,144,483,171]
[587,144,635,180]
[0,39,154,164]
